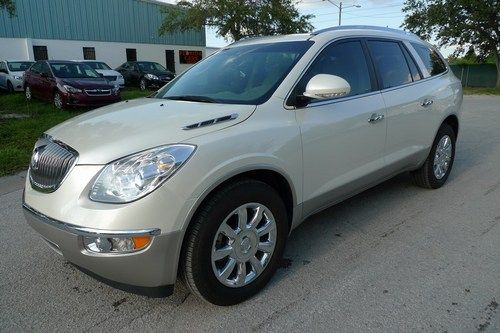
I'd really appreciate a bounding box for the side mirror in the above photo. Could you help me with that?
[303,74,351,100]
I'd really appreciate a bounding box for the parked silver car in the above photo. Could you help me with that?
[0,60,34,92]
[23,26,462,305]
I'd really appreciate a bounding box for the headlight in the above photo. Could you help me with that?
[89,144,196,203]
[145,73,158,80]
[13,75,23,80]
[62,85,82,94]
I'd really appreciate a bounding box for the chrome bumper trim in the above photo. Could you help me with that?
[22,203,161,237]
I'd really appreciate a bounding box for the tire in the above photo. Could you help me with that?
[411,123,456,189]
[181,179,288,305]
[139,78,147,91]
[25,85,32,101]
[54,91,64,109]
[7,81,14,93]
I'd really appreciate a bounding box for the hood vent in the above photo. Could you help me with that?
[182,113,238,130]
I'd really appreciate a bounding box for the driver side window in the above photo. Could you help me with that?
[294,40,373,102]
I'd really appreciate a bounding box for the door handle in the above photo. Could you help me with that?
[421,99,434,107]
[368,113,385,124]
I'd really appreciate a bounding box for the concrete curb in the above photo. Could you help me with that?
[0,171,27,196]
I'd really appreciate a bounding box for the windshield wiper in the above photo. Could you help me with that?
[164,95,218,103]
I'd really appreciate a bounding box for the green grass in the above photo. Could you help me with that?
[463,87,500,95]
[0,88,151,176]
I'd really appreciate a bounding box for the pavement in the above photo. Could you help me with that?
[0,95,499,332]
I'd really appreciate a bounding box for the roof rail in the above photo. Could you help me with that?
[312,25,419,38]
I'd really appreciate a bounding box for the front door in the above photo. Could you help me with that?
[293,39,387,216]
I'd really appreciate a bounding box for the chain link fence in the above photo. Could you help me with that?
[450,64,497,87]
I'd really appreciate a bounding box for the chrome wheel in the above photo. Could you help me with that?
[54,93,63,109]
[139,79,146,91]
[433,135,452,179]
[25,86,31,100]
[211,203,277,288]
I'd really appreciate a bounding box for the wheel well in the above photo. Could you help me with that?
[443,115,459,137]
[192,169,295,231]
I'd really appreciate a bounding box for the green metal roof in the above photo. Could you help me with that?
[0,0,205,46]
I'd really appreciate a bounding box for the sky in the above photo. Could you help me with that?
[157,0,453,56]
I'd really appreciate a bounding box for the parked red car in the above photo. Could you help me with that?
[24,60,121,109]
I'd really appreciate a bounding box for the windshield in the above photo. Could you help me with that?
[156,41,313,105]
[86,62,112,70]
[137,62,167,72]
[7,61,34,72]
[50,63,101,78]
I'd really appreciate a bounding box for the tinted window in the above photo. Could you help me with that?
[0,62,6,72]
[87,62,111,70]
[137,62,167,72]
[7,61,34,71]
[295,40,372,100]
[30,61,43,73]
[50,62,100,78]
[157,41,313,105]
[368,41,412,89]
[40,62,52,76]
[411,43,447,76]
[401,46,422,81]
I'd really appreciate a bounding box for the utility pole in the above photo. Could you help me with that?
[323,1,361,26]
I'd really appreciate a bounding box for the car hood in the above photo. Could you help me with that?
[10,71,25,77]
[95,69,121,77]
[46,98,256,164]
[60,78,113,89]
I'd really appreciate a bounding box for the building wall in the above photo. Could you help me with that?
[0,37,218,73]
[0,0,205,46]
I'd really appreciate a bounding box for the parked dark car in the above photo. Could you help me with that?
[24,60,121,109]
[116,61,175,91]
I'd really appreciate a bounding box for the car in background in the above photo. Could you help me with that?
[0,60,34,92]
[23,60,121,109]
[116,61,175,91]
[76,60,125,88]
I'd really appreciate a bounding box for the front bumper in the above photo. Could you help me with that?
[23,202,182,296]
[62,92,121,108]
[12,78,24,91]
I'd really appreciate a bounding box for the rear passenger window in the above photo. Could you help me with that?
[411,43,447,76]
[296,40,373,99]
[401,46,422,81]
[368,40,412,89]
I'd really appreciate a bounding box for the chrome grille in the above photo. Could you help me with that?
[29,135,78,193]
[85,89,111,96]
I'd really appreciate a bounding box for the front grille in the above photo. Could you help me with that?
[104,76,117,81]
[85,89,111,96]
[29,135,78,193]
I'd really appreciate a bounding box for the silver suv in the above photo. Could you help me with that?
[23,26,462,305]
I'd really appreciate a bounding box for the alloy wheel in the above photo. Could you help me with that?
[54,93,63,109]
[25,86,31,100]
[433,135,452,179]
[140,79,146,91]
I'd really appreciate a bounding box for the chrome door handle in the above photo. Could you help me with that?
[368,113,385,124]
[421,99,434,107]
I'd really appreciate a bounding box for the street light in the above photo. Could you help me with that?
[323,1,361,26]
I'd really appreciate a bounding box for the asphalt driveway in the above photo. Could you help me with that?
[0,95,498,332]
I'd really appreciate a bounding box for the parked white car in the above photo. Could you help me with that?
[24,26,462,305]
[75,60,125,88]
[0,60,34,92]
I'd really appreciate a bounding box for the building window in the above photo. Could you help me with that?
[33,46,48,61]
[126,48,137,62]
[83,47,96,60]
[179,50,202,64]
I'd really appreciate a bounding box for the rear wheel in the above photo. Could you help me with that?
[139,78,147,91]
[25,85,32,100]
[53,92,64,109]
[181,179,288,305]
[411,124,456,189]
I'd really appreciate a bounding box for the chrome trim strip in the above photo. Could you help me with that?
[23,203,161,237]
[182,113,238,130]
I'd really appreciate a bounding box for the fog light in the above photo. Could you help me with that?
[84,235,152,254]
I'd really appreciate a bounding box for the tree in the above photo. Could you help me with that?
[402,0,500,87]
[159,0,314,42]
[0,0,15,17]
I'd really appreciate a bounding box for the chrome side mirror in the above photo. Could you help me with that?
[303,74,351,100]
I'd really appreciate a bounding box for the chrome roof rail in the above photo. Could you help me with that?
[311,25,419,38]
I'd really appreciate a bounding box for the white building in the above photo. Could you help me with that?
[0,0,218,73]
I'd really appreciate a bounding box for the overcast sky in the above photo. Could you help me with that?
[156,0,453,56]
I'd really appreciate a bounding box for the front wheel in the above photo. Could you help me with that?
[54,92,64,109]
[139,78,147,91]
[411,123,456,189]
[181,179,288,305]
[25,85,32,100]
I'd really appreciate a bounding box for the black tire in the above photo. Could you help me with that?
[181,179,288,305]
[7,81,14,93]
[411,123,456,189]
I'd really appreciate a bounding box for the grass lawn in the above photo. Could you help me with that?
[0,88,151,176]
[463,87,500,95]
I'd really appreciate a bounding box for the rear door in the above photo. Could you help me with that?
[367,39,434,172]
[292,39,388,216]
